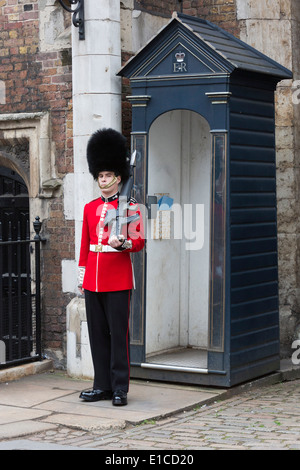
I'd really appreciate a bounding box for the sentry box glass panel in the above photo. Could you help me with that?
[119,12,292,387]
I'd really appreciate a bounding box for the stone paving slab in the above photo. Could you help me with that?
[0,381,75,408]
[0,421,57,440]
[0,367,226,438]
[0,404,51,425]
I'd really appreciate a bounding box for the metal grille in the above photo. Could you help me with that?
[0,217,43,368]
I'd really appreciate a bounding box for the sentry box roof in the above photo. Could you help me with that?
[119,12,292,80]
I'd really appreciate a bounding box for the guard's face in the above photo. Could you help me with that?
[98,171,121,193]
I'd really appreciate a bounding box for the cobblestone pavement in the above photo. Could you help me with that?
[25,379,300,450]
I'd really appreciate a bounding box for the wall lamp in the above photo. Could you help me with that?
[58,0,85,40]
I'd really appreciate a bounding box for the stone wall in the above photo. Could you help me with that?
[290,0,300,352]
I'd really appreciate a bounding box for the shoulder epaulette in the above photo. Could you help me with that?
[129,197,138,211]
[130,196,137,204]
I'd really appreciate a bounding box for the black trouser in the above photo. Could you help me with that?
[84,289,131,393]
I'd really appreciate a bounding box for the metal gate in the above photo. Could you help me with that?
[0,167,44,367]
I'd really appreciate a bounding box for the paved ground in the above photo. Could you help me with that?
[20,379,300,450]
[0,359,300,451]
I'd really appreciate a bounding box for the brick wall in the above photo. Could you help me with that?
[0,0,74,360]
[134,0,239,34]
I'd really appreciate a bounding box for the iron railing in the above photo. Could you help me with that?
[0,217,44,368]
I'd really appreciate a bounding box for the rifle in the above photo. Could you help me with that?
[104,150,140,239]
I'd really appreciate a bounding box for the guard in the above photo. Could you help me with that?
[78,128,144,406]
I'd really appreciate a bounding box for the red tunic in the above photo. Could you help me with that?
[79,193,144,292]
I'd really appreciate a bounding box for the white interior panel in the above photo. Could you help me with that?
[146,110,211,358]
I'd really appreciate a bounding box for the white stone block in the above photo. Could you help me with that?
[63,173,74,220]
[75,19,121,57]
[83,0,120,22]
[72,54,121,95]
[39,2,71,52]
[276,167,296,200]
[236,0,281,20]
[121,8,132,52]
[276,126,294,149]
[240,19,292,70]
[81,322,93,379]
[132,11,169,53]
[66,298,93,380]
[66,330,79,377]
[72,93,122,136]
[62,259,77,293]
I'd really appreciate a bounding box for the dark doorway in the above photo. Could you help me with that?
[0,166,29,239]
[0,166,32,365]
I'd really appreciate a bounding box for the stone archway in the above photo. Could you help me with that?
[0,112,62,230]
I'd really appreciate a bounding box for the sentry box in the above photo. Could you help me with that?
[118,12,292,387]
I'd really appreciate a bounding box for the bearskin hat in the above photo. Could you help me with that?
[86,128,130,181]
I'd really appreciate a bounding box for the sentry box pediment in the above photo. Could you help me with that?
[119,13,292,388]
[120,12,292,81]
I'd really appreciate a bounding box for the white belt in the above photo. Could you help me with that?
[90,244,120,253]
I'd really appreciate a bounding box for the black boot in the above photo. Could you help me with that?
[112,390,127,406]
[79,389,112,402]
